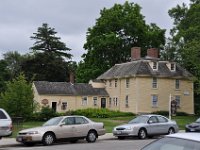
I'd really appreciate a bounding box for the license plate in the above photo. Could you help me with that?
[190,129,195,132]
[117,131,122,134]
[17,137,22,142]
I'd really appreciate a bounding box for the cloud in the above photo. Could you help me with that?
[0,0,190,62]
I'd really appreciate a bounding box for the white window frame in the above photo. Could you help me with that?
[61,102,67,110]
[115,79,118,87]
[82,97,88,106]
[125,95,129,108]
[113,97,118,106]
[171,63,176,71]
[175,79,180,89]
[153,62,158,70]
[151,95,158,107]
[126,78,130,88]
[152,77,157,89]
[175,95,181,107]
[93,97,98,106]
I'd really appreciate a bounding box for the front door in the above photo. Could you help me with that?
[52,102,57,112]
[101,98,106,108]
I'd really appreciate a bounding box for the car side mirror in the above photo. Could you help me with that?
[60,122,65,126]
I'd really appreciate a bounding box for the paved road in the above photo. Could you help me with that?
[1,138,156,150]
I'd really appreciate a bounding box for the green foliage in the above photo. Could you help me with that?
[21,53,70,82]
[152,110,189,116]
[167,0,200,113]
[31,106,58,121]
[67,108,135,118]
[30,23,72,59]
[76,2,165,82]
[0,60,11,93]
[0,74,35,119]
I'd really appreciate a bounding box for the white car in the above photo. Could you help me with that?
[16,115,106,146]
[0,108,12,139]
[113,114,178,139]
[141,133,200,150]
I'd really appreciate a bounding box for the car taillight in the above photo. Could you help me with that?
[9,123,13,130]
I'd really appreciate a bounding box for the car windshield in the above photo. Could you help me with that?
[43,117,63,126]
[128,116,149,124]
[141,137,200,150]
[196,118,200,123]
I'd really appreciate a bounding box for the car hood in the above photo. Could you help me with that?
[115,123,145,129]
[187,122,200,127]
[19,126,55,133]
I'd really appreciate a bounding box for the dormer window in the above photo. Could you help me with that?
[153,62,157,70]
[171,63,175,71]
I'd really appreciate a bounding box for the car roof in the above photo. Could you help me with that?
[166,133,200,142]
[140,114,166,117]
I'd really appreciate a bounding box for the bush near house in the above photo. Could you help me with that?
[66,108,135,118]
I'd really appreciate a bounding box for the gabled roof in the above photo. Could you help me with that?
[97,59,193,80]
[33,81,109,96]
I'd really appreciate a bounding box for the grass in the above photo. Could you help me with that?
[11,115,199,138]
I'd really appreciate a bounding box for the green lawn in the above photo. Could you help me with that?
[11,115,199,138]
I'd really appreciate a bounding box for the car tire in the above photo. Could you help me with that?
[42,132,55,146]
[168,127,175,134]
[86,131,97,143]
[138,128,147,139]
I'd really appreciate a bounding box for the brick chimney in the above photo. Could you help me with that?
[69,72,75,84]
[131,47,141,61]
[147,48,159,58]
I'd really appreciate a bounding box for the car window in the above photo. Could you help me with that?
[0,110,7,119]
[128,116,149,124]
[148,116,158,123]
[75,117,88,124]
[157,116,168,123]
[43,117,63,126]
[62,117,75,125]
[142,137,200,150]
[196,118,200,123]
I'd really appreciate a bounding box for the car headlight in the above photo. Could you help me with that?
[126,127,133,130]
[27,131,39,135]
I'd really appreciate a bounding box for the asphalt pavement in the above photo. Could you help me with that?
[0,133,114,148]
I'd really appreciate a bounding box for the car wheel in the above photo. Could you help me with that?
[42,132,55,146]
[118,136,125,140]
[138,128,147,139]
[168,127,175,134]
[86,131,97,143]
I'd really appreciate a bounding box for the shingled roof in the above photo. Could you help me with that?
[97,59,193,80]
[33,81,109,96]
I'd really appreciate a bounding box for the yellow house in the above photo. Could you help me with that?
[33,81,109,112]
[97,47,194,114]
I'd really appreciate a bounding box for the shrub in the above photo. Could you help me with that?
[66,108,134,118]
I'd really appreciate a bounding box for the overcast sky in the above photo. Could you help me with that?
[0,0,190,62]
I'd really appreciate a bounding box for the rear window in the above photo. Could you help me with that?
[0,110,7,119]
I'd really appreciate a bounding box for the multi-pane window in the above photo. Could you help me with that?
[125,95,129,108]
[152,77,157,88]
[175,79,180,89]
[93,97,98,106]
[61,102,67,110]
[126,78,130,88]
[175,95,181,107]
[82,97,88,106]
[109,98,112,107]
[171,63,175,71]
[113,97,118,106]
[151,95,158,107]
[153,62,158,70]
[115,79,118,87]
[109,80,112,87]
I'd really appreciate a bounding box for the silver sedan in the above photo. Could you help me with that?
[16,115,105,146]
[113,114,178,139]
